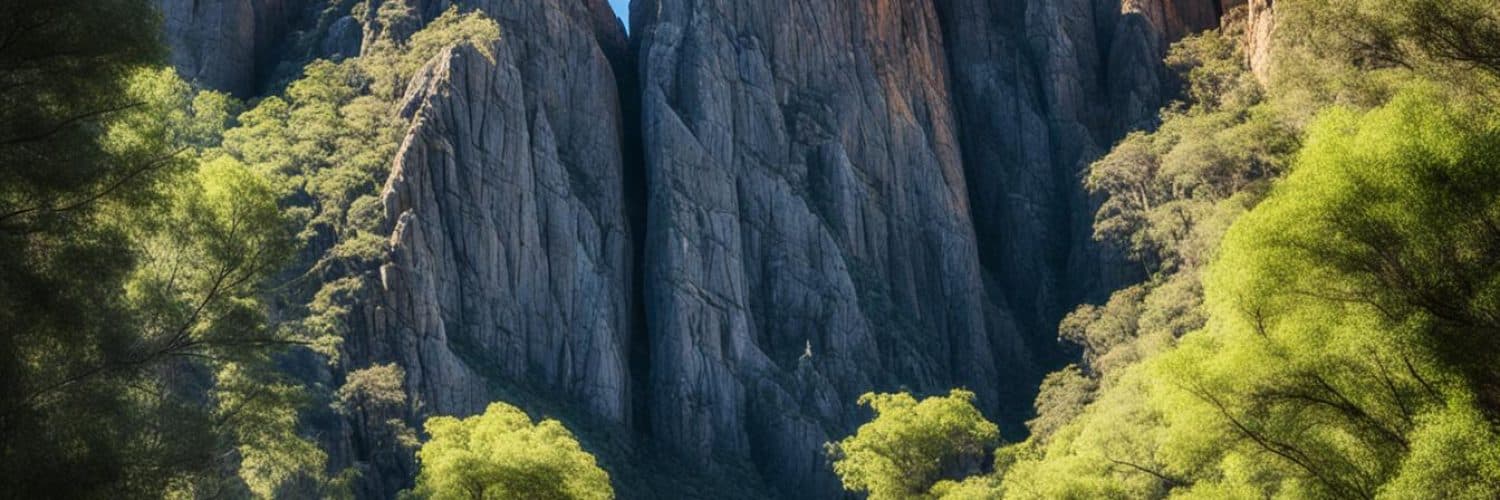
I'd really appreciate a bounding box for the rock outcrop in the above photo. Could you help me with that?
[634,0,1021,494]
[331,0,636,496]
[157,1,1238,497]
[370,0,634,423]
[1244,0,1277,84]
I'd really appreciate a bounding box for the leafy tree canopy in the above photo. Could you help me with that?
[408,402,614,500]
[826,390,1000,500]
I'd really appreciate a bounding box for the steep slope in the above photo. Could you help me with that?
[934,0,1232,363]
[154,0,1238,497]
[633,0,1019,495]
[340,0,637,495]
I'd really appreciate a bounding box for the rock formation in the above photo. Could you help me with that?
[157,0,1239,497]
[1244,0,1277,84]
[933,0,1226,365]
[337,0,637,495]
[634,0,1016,494]
[369,0,634,427]
[155,0,311,96]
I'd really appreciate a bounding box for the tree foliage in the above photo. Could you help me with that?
[826,390,1001,500]
[408,402,614,500]
[0,0,350,495]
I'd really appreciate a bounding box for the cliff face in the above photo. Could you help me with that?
[1244,0,1277,83]
[155,0,311,96]
[630,0,1226,494]
[934,0,1222,361]
[634,1,1015,493]
[366,0,634,426]
[158,0,1239,497]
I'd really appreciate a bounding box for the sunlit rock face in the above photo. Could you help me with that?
[348,0,636,496]
[158,0,1230,497]
[370,0,634,427]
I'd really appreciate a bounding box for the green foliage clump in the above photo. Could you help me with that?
[408,402,614,500]
[1089,24,1296,275]
[997,82,1500,500]
[826,390,1000,500]
[1217,84,1500,411]
[1024,365,1097,444]
[336,364,419,466]
[1280,0,1500,104]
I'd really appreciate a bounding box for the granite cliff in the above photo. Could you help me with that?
[159,0,1259,497]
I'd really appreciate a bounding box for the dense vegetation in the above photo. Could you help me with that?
[0,0,314,496]
[828,0,1500,498]
[408,402,613,500]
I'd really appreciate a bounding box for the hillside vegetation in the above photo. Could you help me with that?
[827,1,1500,498]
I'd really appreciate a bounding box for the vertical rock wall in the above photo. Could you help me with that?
[155,0,308,96]
[634,0,1019,494]
[366,0,634,425]
[933,0,1224,362]
[157,0,1239,497]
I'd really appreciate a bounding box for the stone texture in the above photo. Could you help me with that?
[155,1,1241,497]
[634,0,1025,495]
[933,0,1223,364]
[336,0,635,496]
[374,31,633,423]
[1244,0,1277,84]
[155,0,306,96]
[629,0,1228,495]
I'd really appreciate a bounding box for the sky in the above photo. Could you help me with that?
[608,0,630,27]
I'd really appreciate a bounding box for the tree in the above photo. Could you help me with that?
[1287,0,1500,86]
[992,6,1500,498]
[1025,366,1097,444]
[826,390,1001,500]
[0,1,318,492]
[0,51,300,499]
[336,364,419,489]
[408,402,613,500]
[998,86,1500,500]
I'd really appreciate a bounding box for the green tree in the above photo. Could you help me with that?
[1025,366,1097,444]
[998,85,1500,500]
[0,1,318,492]
[827,390,1001,500]
[408,402,613,500]
[986,4,1500,498]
